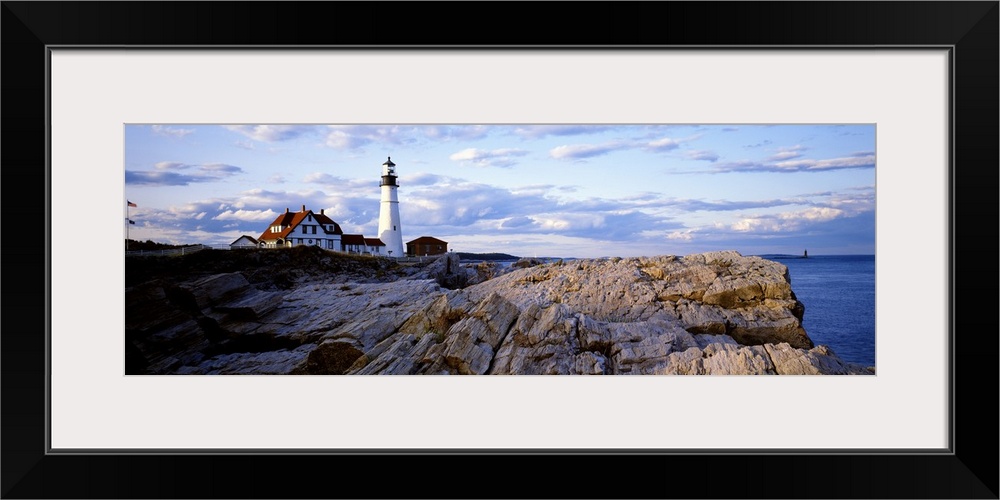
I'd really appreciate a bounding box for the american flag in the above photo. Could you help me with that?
[127,200,137,207]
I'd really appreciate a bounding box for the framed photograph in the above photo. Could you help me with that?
[4,2,996,498]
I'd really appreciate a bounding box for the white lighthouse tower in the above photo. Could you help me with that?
[378,156,405,258]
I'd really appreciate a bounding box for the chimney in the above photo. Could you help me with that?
[320,209,325,215]
[301,204,306,212]
[285,207,289,213]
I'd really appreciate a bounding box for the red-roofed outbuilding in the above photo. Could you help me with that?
[406,236,448,257]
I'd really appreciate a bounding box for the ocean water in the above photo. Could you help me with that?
[762,254,876,367]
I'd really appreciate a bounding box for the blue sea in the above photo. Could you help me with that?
[761,254,876,367]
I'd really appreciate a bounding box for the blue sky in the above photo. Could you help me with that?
[124,124,875,258]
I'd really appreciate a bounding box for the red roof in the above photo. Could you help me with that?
[364,238,385,247]
[341,234,366,246]
[258,210,308,242]
[313,212,343,235]
[258,208,343,242]
[406,236,448,245]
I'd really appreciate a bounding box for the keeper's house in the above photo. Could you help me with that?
[406,236,448,257]
[258,205,344,250]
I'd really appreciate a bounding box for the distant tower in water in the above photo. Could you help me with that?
[378,156,405,257]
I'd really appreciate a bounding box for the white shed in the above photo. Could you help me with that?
[230,235,259,249]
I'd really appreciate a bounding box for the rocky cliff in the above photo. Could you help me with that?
[125,248,874,375]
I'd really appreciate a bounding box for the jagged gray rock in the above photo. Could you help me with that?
[126,250,873,375]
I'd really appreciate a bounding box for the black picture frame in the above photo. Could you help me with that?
[3,2,997,498]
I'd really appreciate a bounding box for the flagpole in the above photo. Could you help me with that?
[126,200,137,250]
[126,200,138,250]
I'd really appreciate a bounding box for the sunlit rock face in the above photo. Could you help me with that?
[126,249,873,375]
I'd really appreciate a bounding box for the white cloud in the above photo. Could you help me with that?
[773,154,875,171]
[213,209,281,222]
[449,148,483,161]
[128,162,244,186]
[325,130,371,150]
[549,142,626,160]
[784,206,843,222]
[409,198,444,212]
[531,213,607,232]
[448,148,528,167]
[324,125,417,150]
[645,137,681,152]
[708,152,876,174]
[154,161,192,170]
[730,207,845,233]
[499,216,535,229]
[509,184,555,196]
[201,163,242,173]
[822,190,875,215]
[731,218,782,232]
[224,125,313,142]
[151,125,194,138]
[767,145,807,161]
[684,149,719,162]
